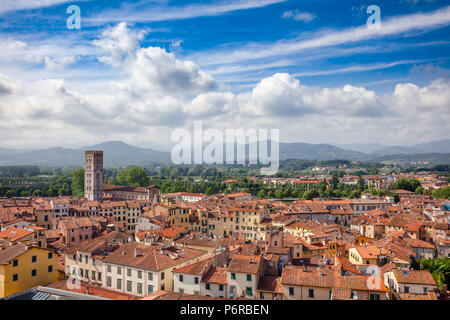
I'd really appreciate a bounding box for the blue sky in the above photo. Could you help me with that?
[0,0,449,150]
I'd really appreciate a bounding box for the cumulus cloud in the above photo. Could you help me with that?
[0,23,449,149]
[126,47,217,95]
[93,22,148,67]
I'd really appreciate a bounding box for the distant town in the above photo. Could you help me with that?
[0,150,448,300]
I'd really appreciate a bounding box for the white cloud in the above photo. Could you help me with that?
[195,5,450,66]
[93,22,148,67]
[0,0,89,15]
[282,10,316,22]
[0,23,449,149]
[87,0,287,24]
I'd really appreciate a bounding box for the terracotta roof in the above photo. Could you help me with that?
[257,276,282,294]
[392,269,436,285]
[0,243,28,264]
[0,227,34,242]
[160,226,187,239]
[173,257,211,276]
[335,275,389,292]
[281,266,334,288]
[47,280,139,300]
[103,242,207,271]
[141,290,225,300]
[202,266,227,284]
[227,255,262,274]
[398,292,438,300]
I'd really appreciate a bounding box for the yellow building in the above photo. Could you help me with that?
[168,205,191,229]
[349,245,385,265]
[0,244,58,298]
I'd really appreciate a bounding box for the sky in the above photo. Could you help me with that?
[0,0,449,151]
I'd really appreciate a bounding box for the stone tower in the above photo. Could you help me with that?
[84,150,103,201]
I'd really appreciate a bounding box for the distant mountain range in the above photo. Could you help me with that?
[334,139,450,156]
[0,139,449,168]
[0,141,170,167]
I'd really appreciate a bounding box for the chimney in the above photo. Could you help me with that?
[134,247,138,257]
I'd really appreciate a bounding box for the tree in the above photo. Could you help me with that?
[432,186,450,200]
[391,178,421,192]
[5,190,15,198]
[330,174,339,190]
[257,189,266,199]
[205,186,214,196]
[357,177,365,191]
[32,189,42,197]
[418,258,450,290]
[349,190,361,199]
[303,189,319,200]
[116,167,148,187]
[71,168,84,198]
[274,190,284,199]
[46,187,58,197]
[415,186,425,195]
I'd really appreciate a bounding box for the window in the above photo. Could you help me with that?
[148,285,153,294]
[231,273,236,280]
[117,279,122,290]
[13,274,18,281]
[13,259,18,267]
[404,286,409,293]
[350,291,356,299]
[260,292,264,299]
[32,255,37,263]
[423,287,428,294]
[137,283,143,294]
[107,265,111,273]
[205,283,210,290]
[194,277,199,284]
[48,265,53,273]
[117,267,122,275]
[245,287,252,296]
[370,293,380,300]
[92,270,96,280]
[179,275,184,282]
[31,269,37,277]
[148,272,153,281]
[161,284,165,290]
[98,272,102,281]
[161,272,165,280]
[85,255,88,264]
[247,274,252,281]
[219,284,224,291]
[289,287,294,296]
[107,276,112,287]
[137,271,142,279]
[308,289,314,298]
[48,252,53,259]
[127,268,132,277]
[127,280,132,292]
[179,288,184,293]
